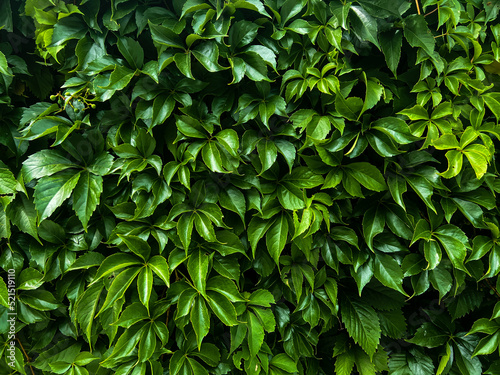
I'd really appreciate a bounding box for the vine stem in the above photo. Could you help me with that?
[424,7,438,17]
[16,337,35,375]
[415,0,421,15]
[434,32,448,38]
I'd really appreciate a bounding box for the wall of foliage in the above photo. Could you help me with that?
[1,0,500,374]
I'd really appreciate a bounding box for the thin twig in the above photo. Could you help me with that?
[424,7,438,17]
[16,337,35,375]
[434,32,448,38]
[415,0,421,15]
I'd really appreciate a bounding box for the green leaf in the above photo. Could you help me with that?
[350,6,380,48]
[463,144,490,179]
[67,252,105,272]
[335,351,355,375]
[407,322,448,348]
[247,311,265,358]
[373,254,408,296]
[19,289,61,311]
[34,170,81,222]
[397,105,429,121]
[470,318,500,335]
[117,234,151,261]
[266,214,288,264]
[439,150,463,179]
[229,20,259,49]
[22,150,76,182]
[192,41,225,72]
[215,129,240,158]
[341,296,381,358]
[360,76,384,116]
[206,291,238,326]
[358,0,410,17]
[275,139,296,172]
[0,50,11,76]
[202,142,225,173]
[331,226,359,248]
[345,163,387,191]
[220,187,246,224]
[194,212,217,242]
[138,266,153,309]
[148,255,170,286]
[270,353,298,373]
[483,92,500,121]
[405,175,436,213]
[472,332,500,357]
[75,282,104,346]
[335,96,364,121]
[431,102,453,119]
[97,267,141,315]
[257,139,278,173]
[282,167,324,188]
[152,94,175,127]
[371,117,418,144]
[149,22,184,49]
[0,276,8,308]
[0,207,10,239]
[188,249,209,295]
[178,212,195,250]
[73,172,102,230]
[362,206,385,251]
[92,253,143,282]
[191,296,210,350]
[138,324,156,362]
[49,16,87,47]
[100,65,135,90]
[429,266,453,300]
[117,36,144,69]
[484,0,500,22]
[0,168,17,195]
[174,52,193,79]
[17,268,43,290]
[433,225,469,273]
[403,15,435,56]
[248,289,275,307]
[6,195,40,242]
[378,309,407,339]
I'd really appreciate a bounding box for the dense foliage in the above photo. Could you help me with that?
[2,0,500,373]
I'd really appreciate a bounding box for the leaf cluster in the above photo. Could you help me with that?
[2,0,500,374]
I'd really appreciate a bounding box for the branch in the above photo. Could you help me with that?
[16,337,35,375]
